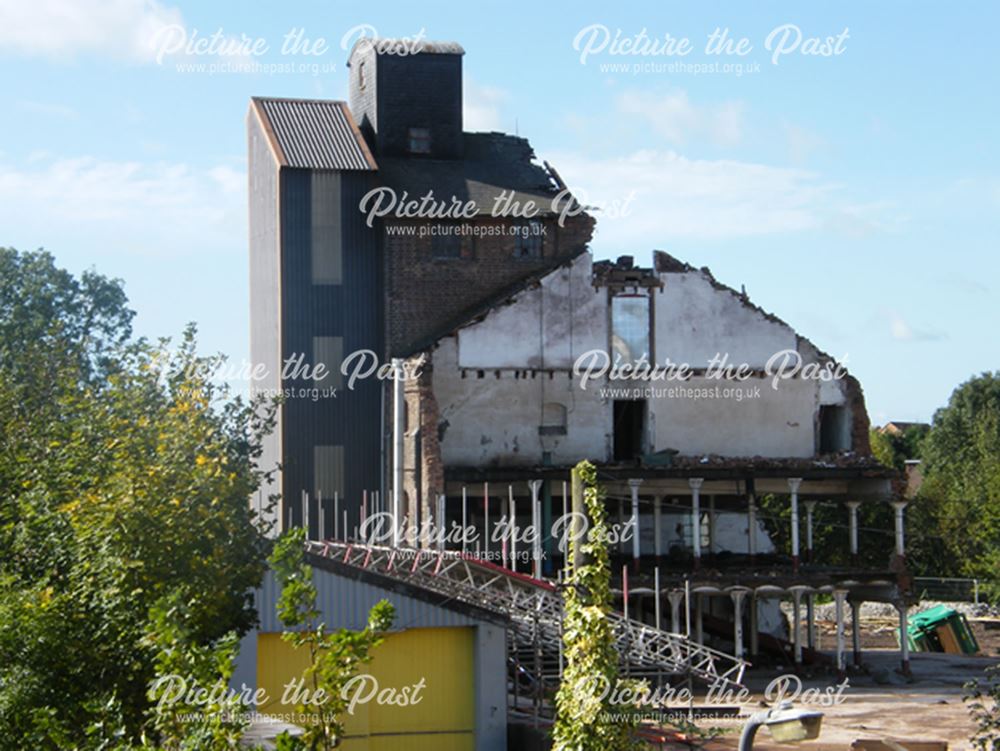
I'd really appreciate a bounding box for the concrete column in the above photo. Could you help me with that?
[845,500,861,561]
[731,590,747,659]
[391,358,405,547]
[833,588,848,673]
[529,480,543,579]
[892,500,908,558]
[851,600,862,666]
[806,594,816,650]
[628,478,642,570]
[695,594,704,645]
[747,493,757,559]
[899,603,911,676]
[617,497,625,556]
[437,494,446,551]
[749,595,760,657]
[803,500,817,563]
[461,486,468,554]
[689,478,704,567]
[791,588,804,665]
[507,488,515,570]
[708,495,716,557]
[668,591,684,634]
[788,478,802,572]
[653,567,662,631]
[653,496,663,559]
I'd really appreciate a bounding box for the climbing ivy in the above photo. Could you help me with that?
[269,528,396,751]
[552,461,643,751]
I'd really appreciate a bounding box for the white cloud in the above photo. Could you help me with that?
[0,155,245,256]
[616,89,745,147]
[464,78,508,132]
[888,312,945,342]
[544,148,836,244]
[0,0,183,61]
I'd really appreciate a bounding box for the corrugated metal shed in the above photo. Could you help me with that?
[255,555,505,633]
[251,97,377,171]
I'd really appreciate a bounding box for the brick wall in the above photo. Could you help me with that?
[402,351,443,547]
[384,213,596,356]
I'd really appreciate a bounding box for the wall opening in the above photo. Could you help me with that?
[539,402,567,436]
[819,405,851,453]
[613,399,645,461]
[611,294,651,364]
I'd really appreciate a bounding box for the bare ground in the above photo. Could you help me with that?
[699,617,1000,750]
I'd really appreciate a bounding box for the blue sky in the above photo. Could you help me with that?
[1,0,997,423]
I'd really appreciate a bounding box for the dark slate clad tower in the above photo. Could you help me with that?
[347,40,465,159]
[248,97,381,536]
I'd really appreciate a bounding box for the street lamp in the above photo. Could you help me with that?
[738,701,824,750]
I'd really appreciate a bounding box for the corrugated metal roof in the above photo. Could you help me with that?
[252,97,376,171]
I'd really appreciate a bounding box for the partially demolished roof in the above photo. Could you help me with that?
[399,253,589,358]
[377,132,571,217]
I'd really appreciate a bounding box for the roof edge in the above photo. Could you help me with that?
[248,98,287,167]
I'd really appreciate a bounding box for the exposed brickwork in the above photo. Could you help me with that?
[844,373,873,456]
[384,213,595,356]
[403,351,444,546]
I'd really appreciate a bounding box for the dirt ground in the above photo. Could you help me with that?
[697,618,1000,751]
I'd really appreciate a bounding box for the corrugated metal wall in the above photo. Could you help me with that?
[279,168,383,536]
[254,567,489,750]
[255,568,483,633]
[247,109,283,531]
[257,627,475,751]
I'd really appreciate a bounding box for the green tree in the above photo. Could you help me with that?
[0,248,276,748]
[269,527,396,751]
[757,494,895,570]
[553,461,641,751]
[870,424,929,470]
[918,373,1000,600]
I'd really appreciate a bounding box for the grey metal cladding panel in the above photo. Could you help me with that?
[256,569,480,632]
[247,111,282,525]
[258,98,373,171]
[278,169,383,535]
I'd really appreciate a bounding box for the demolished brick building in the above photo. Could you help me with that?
[248,37,911,680]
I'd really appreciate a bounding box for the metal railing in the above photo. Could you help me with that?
[913,576,980,604]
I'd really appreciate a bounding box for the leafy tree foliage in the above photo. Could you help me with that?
[870,424,929,470]
[917,373,1000,600]
[965,665,1000,751]
[0,248,275,748]
[757,494,895,570]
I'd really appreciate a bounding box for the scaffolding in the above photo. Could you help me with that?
[304,539,748,705]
